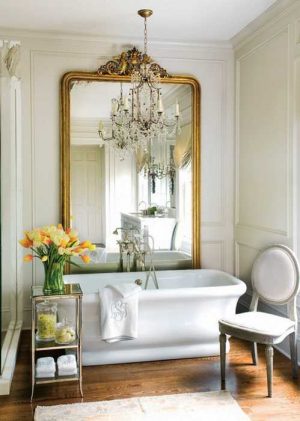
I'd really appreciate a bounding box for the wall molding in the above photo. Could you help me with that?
[236,26,289,62]
[30,49,37,286]
[29,47,233,66]
[200,59,228,228]
[235,223,287,237]
[235,26,291,241]
[201,240,225,270]
[296,19,300,45]
[234,240,260,277]
[231,0,298,49]
[0,26,233,51]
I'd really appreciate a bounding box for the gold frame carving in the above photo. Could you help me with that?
[60,56,201,269]
[97,47,169,77]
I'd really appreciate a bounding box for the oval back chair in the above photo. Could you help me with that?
[219,244,300,397]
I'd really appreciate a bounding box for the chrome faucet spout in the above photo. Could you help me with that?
[114,226,143,272]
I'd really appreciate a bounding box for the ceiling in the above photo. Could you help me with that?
[0,0,278,43]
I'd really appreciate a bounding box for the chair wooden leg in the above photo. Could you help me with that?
[289,331,298,379]
[219,333,226,390]
[251,342,258,365]
[265,345,273,398]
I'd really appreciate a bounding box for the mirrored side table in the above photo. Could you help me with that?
[31,283,83,401]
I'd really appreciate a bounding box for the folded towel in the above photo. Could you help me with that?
[35,357,56,378]
[58,367,78,376]
[57,354,77,369]
[35,370,56,378]
[36,357,55,369]
[109,283,141,298]
[99,284,141,343]
[35,365,56,374]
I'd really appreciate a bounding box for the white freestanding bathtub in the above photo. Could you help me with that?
[64,269,246,366]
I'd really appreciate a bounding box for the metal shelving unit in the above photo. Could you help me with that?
[31,283,83,400]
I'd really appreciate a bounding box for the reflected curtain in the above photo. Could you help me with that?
[136,147,148,173]
[173,124,192,169]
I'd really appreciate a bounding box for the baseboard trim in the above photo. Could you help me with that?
[0,320,22,395]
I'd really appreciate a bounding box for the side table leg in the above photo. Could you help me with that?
[31,299,35,401]
[79,373,83,398]
[78,296,83,397]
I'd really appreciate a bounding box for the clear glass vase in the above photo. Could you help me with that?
[43,260,65,295]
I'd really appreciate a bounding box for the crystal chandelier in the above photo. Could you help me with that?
[98,9,181,157]
[98,83,133,159]
[143,150,177,195]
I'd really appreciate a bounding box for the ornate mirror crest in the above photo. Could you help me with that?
[97,47,169,78]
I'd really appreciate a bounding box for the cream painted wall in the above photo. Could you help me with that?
[0,31,234,328]
[234,1,300,359]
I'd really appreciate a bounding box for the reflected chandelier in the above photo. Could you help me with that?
[97,9,181,158]
[144,154,176,195]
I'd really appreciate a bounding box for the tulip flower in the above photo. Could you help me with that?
[19,225,95,270]
[80,254,91,264]
[19,238,33,248]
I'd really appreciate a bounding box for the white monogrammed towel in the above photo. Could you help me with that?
[99,284,141,343]
[109,283,141,299]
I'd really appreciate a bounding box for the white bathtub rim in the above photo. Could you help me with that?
[64,269,246,296]
[65,268,244,285]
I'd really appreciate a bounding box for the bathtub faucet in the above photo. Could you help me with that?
[143,234,159,290]
[112,228,159,289]
[113,227,145,272]
[138,200,147,211]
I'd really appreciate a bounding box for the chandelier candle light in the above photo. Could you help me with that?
[98,9,181,158]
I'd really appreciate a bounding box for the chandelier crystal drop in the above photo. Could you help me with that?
[98,9,181,159]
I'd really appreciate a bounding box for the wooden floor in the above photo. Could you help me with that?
[1,332,300,420]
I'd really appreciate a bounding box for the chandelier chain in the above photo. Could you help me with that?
[144,17,147,56]
[97,10,181,163]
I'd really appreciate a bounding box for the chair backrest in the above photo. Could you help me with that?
[251,244,300,307]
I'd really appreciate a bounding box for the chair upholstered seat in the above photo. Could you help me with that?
[219,244,300,397]
[219,312,295,344]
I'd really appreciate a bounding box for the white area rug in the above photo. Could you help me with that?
[34,390,250,420]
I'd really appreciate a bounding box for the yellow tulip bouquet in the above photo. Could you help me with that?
[19,224,95,294]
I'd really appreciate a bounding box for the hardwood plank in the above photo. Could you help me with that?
[0,331,299,420]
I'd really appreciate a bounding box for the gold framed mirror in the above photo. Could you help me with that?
[60,48,201,273]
